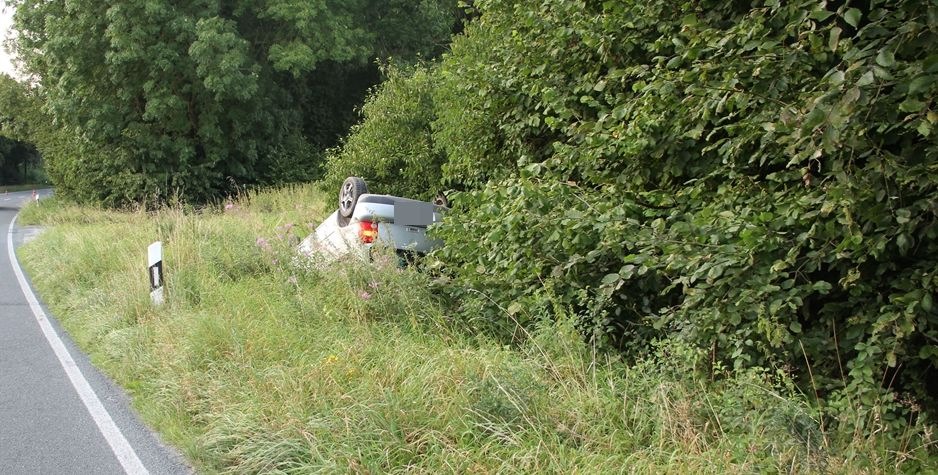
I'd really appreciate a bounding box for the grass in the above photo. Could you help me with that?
[16,184,938,473]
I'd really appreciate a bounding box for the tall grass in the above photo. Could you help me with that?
[17,184,937,473]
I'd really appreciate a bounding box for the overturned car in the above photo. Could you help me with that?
[298,177,447,262]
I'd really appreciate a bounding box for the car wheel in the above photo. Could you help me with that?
[339,177,368,218]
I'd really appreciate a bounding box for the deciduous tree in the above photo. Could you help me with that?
[10,0,457,203]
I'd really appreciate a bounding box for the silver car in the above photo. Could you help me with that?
[299,177,446,262]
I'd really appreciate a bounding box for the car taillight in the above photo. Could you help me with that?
[359,220,378,244]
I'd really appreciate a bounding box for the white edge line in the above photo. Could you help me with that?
[7,212,149,475]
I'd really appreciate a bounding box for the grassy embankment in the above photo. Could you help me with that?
[16,185,937,473]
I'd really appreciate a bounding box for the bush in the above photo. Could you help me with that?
[322,64,445,200]
[431,0,938,418]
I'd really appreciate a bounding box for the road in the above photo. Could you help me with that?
[0,190,190,474]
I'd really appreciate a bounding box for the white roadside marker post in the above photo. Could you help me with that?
[148,241,164,305]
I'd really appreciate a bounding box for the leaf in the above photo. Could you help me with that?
[923,293,934,313]
[925,54,938,73]
[707,265,725,281]
[876,49,896,68]
[813,281,833,293]
[843,87,861,105]
[810,9,834,22]
[843,8,862,28]
[601,273,621,285]
[857,70,875,87]
[908,76,931,95]
[919,345,937,360]
[918,120,932,137]
[829,26,842,52]
[685,125,704,139]
[897,233,911,253]
[829,70,845,86]
[873,65,894,80]
[619,264,637,278]
[899,99,925,113]
[803,107,827,130]
[896,208,911,224]
[790,321,803,333]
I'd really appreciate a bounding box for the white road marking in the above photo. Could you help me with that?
[7,213,149,475]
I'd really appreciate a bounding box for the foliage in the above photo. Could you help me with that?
[322,63,444,200]
[0,135,41,184]
[0,74,35,142]
[432,15,522,190]
[428,0,938,421]
[18,188,937,472]
[0,75,45,185]
[9,0,459,204]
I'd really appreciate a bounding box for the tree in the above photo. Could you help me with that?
[0,74,43,185]
[9,0,458,204]
[321,63,443,201]
[0,136,39,184]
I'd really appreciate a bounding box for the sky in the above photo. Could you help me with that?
[0,4,17,77]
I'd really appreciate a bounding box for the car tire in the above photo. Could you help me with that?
[339,177,368,218]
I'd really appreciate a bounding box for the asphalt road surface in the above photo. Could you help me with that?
[1,190,191,474]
